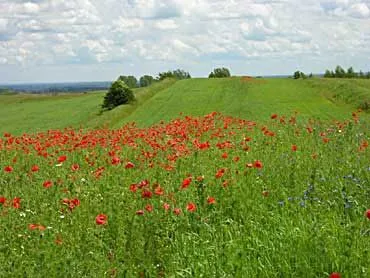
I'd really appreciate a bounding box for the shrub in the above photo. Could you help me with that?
[208,68,231,78]
[102,80,135,110]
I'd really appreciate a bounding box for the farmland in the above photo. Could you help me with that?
[0,77,370,277]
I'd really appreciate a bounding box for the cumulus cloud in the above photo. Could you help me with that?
[0,0,369,82]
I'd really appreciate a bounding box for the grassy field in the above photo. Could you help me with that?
[0,77,369,277]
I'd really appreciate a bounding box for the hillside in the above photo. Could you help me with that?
[1,77,369,135]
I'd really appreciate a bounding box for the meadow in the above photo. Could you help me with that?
[0,77,369,277]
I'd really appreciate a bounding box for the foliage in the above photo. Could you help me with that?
[139,75,156,87]
[324,65,370,79]
[118,75,138,88]
[293,71,308,79]
[208,67,231,78]
[102,80,135,110]
[157,69,191,81]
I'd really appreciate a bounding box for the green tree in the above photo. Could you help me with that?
[346,67,356,78]
[209,67,231,78]
[102,80,135,110]
[118,75,138,88]
[359,70,364,78]
[139,75,155,87]
[324,70,332,78]
[157,69,191,81]
[293,71,301,79]
[335,65,346,78]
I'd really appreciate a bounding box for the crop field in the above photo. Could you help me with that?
[0,78,370,277]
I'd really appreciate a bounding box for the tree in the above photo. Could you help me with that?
[118,75,138,88]
[102,80,135,110]
[346,67,356,78]
[324,70,332,78]
[209,67,231,78]
[359,70,364,78]
[309,73,313,78]
[335,65,346,78]
[157,69,191,81]
[139,75,155,87]
[293,71,301,79]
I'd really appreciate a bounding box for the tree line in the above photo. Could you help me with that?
[324,66,370,79]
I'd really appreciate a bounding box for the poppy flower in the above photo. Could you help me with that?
[271,114,278,119]
[181,177,192,189]
[163,203,170,211]
[12,197,21,209]
[95,214,107,225]
[154,185,164,196]
[329,273,341,278]
[186,202,197,212]
[215,168,225,179]
[207,197,216,205]
[31,165,39,172]
[43,180,53,188]
[173,208,182,215]
[253,160,263,169]
[71,164,80,171]
[145,204,153,212]
[0,196,6,205]
[262,190,269,197]
[111,157,120,165]
[129,184,138,193]
[136,210,144,215]
[221,152,228,159]
[57,155,67,163]
[141,190,152,199]
[125,162,135,169]
[291,145,297,152]
[365,209,370,220]
[4,166,13,173]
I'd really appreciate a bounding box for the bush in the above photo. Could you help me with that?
[102,80,135,110]
[208,67,231,78]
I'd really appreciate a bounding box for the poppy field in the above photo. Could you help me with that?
[0,109,369,277]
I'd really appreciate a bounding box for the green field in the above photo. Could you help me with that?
[0,77,369,277]
[1,77,369,135]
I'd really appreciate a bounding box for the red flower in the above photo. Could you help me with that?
[95,214,107,225]
[43,180,53,188]
[145,204,153,212]
[31,165,39,172]
[154,185,164,196]
[262,190,269,197]
[221,152,228,159]
[186,202,197,212]
[365,209,370,220]
[271,114,278,119]
[111,157,120,165]
[207,196,216,205]
[163,203,170,211]
[28,224,46,231]
[0,196,6,205]
[253,160,263,169]
[129,184,138,193]
[125,162,135,169]
[4,166,13,173]
[329,273,341,278]
[181,177,192,189]
[141,189,152,199]
[12,197,21,209]
[71,164,80,171]
[173,208,182,215]
[57,155,67,163]
[136,210,144,215]
[291,145,297,152]
[215,168,225,179]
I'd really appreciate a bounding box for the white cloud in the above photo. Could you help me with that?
[0,0,369,83]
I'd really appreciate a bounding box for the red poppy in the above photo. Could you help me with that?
[173,208,182,215]
[365,209,370,220]
[262,190,269,197]
[129,184,138,193]
[141,189,152,199]
[253,160,263,169]
[12,197,21,209]
[125,162,135,169]
[57,155,67,163]
[163,203,170,211]
[271,114,278,119]
[4,166,13,173]
[207,197,216,205]
[291,145,297,152]
[181,177,192,189]
[31,165,39,172]
[145,204,153,212]
[0,196,6,205]
[154,185,164,196]
[95,214,107,225]
[136,210,144,215]
[186,202,197,212]
[215,168,225,179]
[43,180,53,188]
[329,273,341,278]
[28,224,39,230]
[221,152,228,159]
[71,164,80,171]
[111,157,120,165]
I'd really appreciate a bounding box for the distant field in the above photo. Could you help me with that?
[0,77,369,135]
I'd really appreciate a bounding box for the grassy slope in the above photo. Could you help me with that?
[120,77,370,127]
[1,77,369,134]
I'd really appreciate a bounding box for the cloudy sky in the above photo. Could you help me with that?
[0,0,369,83]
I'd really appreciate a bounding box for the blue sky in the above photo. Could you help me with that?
[0,0,369,83]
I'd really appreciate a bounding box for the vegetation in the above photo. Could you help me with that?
[209,67,231,78]
[157,69,191,81]
[324,65,370,79]
[139,75,156,87]
[101,80,135,110]
[117,75,138,88]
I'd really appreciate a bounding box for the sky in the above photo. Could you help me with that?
[0,0,369,84]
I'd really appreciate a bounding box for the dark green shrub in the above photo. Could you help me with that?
[102,80,135,110]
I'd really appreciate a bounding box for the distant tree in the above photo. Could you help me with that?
[118,75,138,88]
[157,69,191,81]
[102,80,135,110]
[335,65,346,78]
[359,70,364,78]
[309,73,313,78]
[324,70,332,78]
[367,72,370,79]
[300,72,307,79]
[293,71,301,79]
[139,75,155,87]
[209,67,231,78]
[346,67,356,78]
